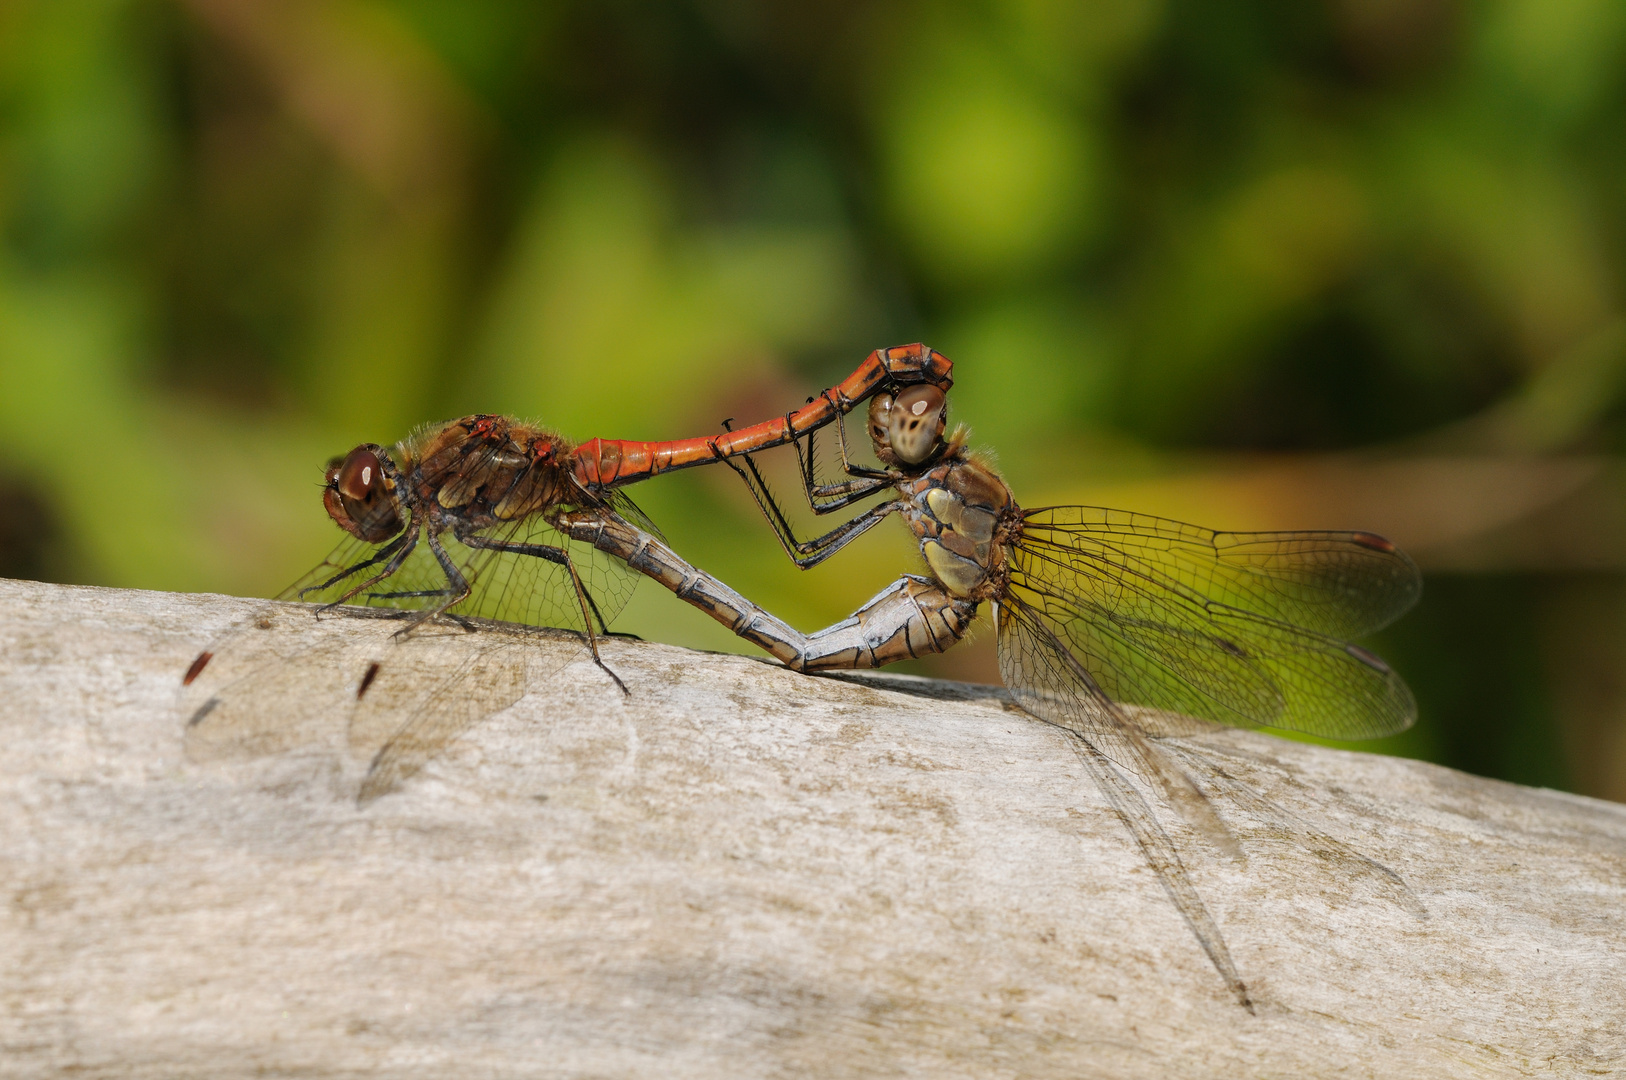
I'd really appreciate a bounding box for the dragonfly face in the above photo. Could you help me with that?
[323,444,405,543]
[868,384,948,466]
[865,381,1013,601]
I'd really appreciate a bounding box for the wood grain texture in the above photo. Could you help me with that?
[2,577,1623,1078]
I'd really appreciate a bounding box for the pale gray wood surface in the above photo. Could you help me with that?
[1,577,1623,1078]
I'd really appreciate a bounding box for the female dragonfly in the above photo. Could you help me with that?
[556,374,1420,1009]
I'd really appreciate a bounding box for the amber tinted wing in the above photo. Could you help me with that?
[1009,506,1419,739]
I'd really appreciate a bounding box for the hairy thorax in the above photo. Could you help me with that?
[397,416,576,532]
[897,454,1021,602]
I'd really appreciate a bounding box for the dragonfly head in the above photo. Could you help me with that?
[868,384,948,467]
[323,444,405,543]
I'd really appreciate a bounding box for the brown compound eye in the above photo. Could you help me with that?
[886,385,946,465]
[337,448,383,502]
[323,445,402,543]
[867,393,896,451]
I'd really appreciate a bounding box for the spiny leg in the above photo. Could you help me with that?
[300,530,411,599]
[312,524,421,611]
[713,421,899,570]
[400,528,475,629]
[786,425,893,510]
[784,399,897,504]
[779,402,898,505]
[743,484,901,570]
[829,401,900,484]
[717,415,890,524]
[453,532,615,638]
[720,403,896,510]
[346,528,477,638]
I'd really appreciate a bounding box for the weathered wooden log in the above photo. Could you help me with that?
[1,577,1622,1077]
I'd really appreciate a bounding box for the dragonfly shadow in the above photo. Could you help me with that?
[180,602,603,803]
[819,669,1014,708]
[816,669,1426,922]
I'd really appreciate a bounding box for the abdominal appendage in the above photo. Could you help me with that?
[556,512,977,671]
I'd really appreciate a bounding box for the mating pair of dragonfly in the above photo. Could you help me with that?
[182,343,1420,1010]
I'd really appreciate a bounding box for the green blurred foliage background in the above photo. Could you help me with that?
[4,0,1626,800]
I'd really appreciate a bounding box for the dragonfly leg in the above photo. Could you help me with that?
[714,417,901,570]
[452,533,616,637]
[366,528,478,634]
[830,404,898,483]
[721,410,892,515]
[710,439,888,568]
[311,523,420,611]
[795,417,899,505]
[748,402,900,504]
[456,531,629,695]
[557,511,977,671]
[419,530,474,614]
[302,530,409,601]
[740,486,900,570]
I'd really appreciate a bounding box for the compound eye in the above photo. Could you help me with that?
[337,448,383,502]
[867,393,895,449]
[887,385,946,464]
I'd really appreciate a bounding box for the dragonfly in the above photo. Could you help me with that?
[555,376,1421,1010]
[181,344,953,803]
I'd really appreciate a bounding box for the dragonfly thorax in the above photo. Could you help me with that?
[898,455,1018,602]
[322,415,581,545]
[402,415,577,532]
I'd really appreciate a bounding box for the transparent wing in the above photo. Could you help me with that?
[1155,740,1428,921]
[994,602,1252,1009]
[1012,507,1419,739]
[285,509,639,636]
[1022,507,1420,638]
[602,488,666,547]
[995,600,1234,842]
[344,617,586,803]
